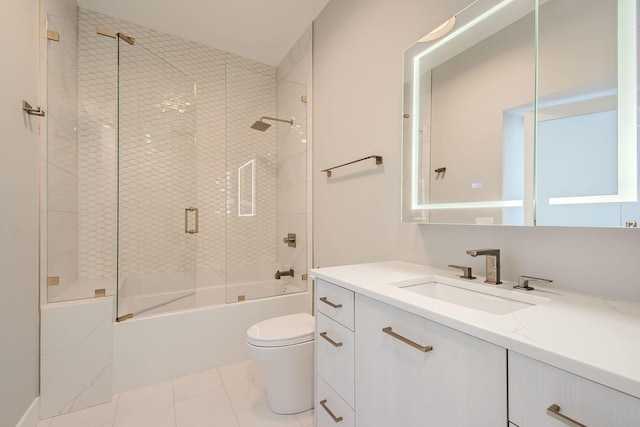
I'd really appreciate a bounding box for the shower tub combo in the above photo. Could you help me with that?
[40,7,312,418]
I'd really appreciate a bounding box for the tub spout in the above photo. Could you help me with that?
[275,268,294,280]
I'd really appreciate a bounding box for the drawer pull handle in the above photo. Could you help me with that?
[320,296,343,309]
[382,327,433,353]
[546,404,587,427]
[319,331,343,347]
[320,399,344,423]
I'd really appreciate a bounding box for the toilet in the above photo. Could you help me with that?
[246,312,315,414]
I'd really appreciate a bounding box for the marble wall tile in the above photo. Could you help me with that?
[277,182,307,215]
[47,211,77,259]
[276,26,313,297]
[40,298,113,418]
[277,152,307,189]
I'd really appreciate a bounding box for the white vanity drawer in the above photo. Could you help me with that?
[509,351,640,427]
[316,312,354,408]
[355,294,506,426]
[317,376,355,427]
[316,279,354,330]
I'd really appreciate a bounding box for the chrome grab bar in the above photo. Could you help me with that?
[184,207,198,234]
[319,297,342,309]
[382,327,433,353]
[546,404,587,427]
[319,399,343,423]
[319,332,343,348]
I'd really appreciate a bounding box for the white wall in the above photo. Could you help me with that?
[0,0,40,425]
[313,0,640,303]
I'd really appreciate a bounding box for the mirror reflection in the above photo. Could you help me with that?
[402,0,639,227]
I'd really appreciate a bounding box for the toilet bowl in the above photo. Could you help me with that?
[247,312,315,414]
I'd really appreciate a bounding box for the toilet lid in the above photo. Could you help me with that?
[247,313,315,347]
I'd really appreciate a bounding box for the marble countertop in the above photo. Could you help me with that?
[310,261,640,399]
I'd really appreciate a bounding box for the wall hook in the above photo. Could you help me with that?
[22,100,45,117]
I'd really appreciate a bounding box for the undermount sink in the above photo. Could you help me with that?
[391,276,547,315]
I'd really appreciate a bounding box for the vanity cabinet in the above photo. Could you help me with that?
[509,351,640,427]
[354,294,507,426]
[316,312,354,407]
[316,279,355,330]
[313,263,640,427]
[315,279,355,426]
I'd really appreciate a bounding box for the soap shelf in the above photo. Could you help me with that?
[321,155,383,177]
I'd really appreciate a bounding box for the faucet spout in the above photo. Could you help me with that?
[275,268,294,280]
[466,249,501,284]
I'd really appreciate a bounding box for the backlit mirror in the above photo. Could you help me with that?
[401,0,639,227]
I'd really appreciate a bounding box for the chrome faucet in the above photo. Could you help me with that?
[466,249,501,284]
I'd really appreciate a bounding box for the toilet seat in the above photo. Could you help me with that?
[247,313,314,347]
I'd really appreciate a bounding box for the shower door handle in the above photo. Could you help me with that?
[184,207,199,234]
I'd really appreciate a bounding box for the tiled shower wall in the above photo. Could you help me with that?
[276,26,313,293]
[75,9,278,289]
[43,0,79,302]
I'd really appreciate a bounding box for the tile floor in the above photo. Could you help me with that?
[37,359,315,427]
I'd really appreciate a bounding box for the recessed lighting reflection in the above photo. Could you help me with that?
[419,16,456,43]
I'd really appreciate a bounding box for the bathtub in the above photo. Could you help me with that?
[40,271,311,416]
[113,285,310,392]
[118,279,305,318]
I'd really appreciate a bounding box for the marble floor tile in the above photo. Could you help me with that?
[235,404,303,427]
[295,409,314,427]
[39,360,314,427]
[113,381,176,427]
[172,367,223,402]
[174,388,239,427]
[218,359,267,412]
[38,394,119,427]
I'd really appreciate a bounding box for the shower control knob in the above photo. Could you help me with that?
[283,233,296,247]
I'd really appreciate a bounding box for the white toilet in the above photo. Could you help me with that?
[246,312,315,414]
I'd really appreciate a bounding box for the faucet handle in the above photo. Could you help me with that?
[515,275,553,291]
[448,265,476,280]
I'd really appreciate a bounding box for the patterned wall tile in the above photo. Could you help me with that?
[77,9,118,280]
[46,3,311,306]
[76,9,279,285]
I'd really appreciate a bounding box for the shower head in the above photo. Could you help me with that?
[250,116,294,132]
[251,120,272,131]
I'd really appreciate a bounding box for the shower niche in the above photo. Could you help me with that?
[43,4,312,319]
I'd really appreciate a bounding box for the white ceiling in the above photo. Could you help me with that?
[76,0,330,66]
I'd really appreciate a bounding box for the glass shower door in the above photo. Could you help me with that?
[116,36,197,320]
